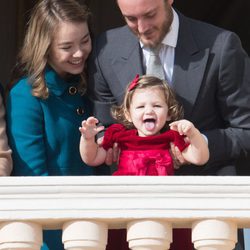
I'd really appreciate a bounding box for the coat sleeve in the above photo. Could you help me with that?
[204,32,250,165]
[6,80,48,176]
[0,91,12,176]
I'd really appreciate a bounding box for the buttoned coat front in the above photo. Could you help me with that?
[7,67,97,176]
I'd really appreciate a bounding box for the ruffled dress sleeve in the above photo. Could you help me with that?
[170,130,189,152]
[102,124,126,150]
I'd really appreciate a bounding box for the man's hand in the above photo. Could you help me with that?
[105,143,119,165]
[97,138,119,166]
[170,143,187,169]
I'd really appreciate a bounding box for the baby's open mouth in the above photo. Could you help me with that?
[144,118,156,130]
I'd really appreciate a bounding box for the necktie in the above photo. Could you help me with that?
[146,46,165,80]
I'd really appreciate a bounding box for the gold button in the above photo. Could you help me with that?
[76,107,84,115]
[69,86,77,95]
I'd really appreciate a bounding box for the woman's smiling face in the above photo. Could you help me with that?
[48,21,91,78]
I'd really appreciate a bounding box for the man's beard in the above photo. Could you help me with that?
[155,5,173,47]
[138,5,173,48]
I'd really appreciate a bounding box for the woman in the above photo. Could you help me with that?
[6,0,108,249]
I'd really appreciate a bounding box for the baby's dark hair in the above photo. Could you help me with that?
[111,75,183,130]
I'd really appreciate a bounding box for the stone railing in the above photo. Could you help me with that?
[0,176,250,250]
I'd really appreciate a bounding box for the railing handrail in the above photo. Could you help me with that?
[0,176,250,229]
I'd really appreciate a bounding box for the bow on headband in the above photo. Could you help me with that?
[128,74,140,92]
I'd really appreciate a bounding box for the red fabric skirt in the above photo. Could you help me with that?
[106,228,193,250]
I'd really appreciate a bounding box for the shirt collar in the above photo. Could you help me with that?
[162,8,179,48]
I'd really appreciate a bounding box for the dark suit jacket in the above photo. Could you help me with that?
[88,11,250,176]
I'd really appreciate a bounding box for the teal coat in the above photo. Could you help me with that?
[6,68,109,249]
[7,67,99,176]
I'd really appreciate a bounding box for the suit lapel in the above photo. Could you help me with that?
[172,13,209,117]
[111,27,144,89]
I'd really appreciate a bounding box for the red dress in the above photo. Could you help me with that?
[103,124,194,250]
[102,124,188,176]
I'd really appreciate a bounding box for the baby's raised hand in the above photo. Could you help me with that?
[79,116,104,140]
[169,119,195,137]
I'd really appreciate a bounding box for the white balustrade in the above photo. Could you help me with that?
[192,219,237,250]
[62,220,108,250]
[127,219,172,250]
[0,176,250,250]
[0,221,42,250]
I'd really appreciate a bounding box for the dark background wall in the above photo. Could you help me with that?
[1,0,250,86]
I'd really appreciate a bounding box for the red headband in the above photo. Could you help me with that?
[128,74,140,92]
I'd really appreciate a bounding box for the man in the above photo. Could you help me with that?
[88,0,250,248]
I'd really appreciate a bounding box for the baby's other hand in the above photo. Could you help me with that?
[79,116,104,140]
